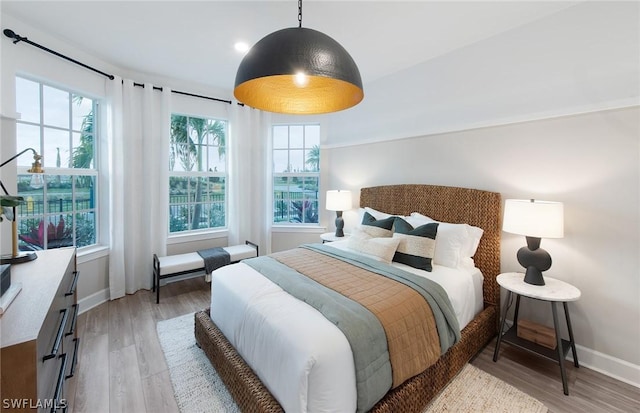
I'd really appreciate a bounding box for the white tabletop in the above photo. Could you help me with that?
[497,272,581,302]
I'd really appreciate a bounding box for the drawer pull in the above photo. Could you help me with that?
[43,309,68,361]
[65,271,79,296]
[65,304,79,337]
[66,338,79,379]
[51,353,68,413]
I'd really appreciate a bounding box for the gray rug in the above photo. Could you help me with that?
[157,313,547,413]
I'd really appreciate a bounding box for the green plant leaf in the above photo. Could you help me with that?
[0,195,24,207]
[0,196,24,221]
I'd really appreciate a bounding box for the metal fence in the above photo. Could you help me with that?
[273,191,318,223]
[17,198,93,217]
[169,193,225,204]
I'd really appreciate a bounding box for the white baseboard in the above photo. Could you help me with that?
[78,288,110,315]
[569,344,640,388]
[503,319,639,388]
[76,274,206,314]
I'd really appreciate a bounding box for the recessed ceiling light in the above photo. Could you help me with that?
[234,42,249,53]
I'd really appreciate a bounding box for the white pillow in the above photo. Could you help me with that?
[348,227,401,263]
[409,212,484,268]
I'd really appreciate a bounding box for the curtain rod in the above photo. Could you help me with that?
[4,28,236,106]
[131,82,232,105]
[4,28,115,80]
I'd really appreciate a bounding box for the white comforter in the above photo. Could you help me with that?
[209,245,483,413]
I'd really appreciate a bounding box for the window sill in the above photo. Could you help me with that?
[271,225,326,234]
[167,229,229,245]
[77,245,109,264]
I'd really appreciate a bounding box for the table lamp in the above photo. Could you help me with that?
[1,148,44,264]
[502,199,564,285]
[326,190,352,237]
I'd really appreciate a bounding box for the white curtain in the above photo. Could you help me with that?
[107,77,170,299]
[228,104,272,255]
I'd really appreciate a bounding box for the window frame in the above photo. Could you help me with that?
[168,113,229,235]
[14,76,100,251]
[271,123,321,226]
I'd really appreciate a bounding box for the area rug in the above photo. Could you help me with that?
[157,313,547,413]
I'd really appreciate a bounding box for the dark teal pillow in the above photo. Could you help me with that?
[392,217,438,271]
[360,211,395,237]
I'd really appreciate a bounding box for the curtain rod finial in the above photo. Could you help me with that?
[3,29,24,44]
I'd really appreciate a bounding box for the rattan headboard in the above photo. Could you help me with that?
[360,184,501,307]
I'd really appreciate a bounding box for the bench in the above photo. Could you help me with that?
[152,240,258,303]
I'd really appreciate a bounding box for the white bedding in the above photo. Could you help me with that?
[209,244,484,413]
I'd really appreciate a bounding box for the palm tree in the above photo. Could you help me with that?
[170,115,226,230]
[170,115,194,171]
[72,95,94,170]
[305,145,320,172]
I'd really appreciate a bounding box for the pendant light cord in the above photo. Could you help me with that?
[298,0,303,28]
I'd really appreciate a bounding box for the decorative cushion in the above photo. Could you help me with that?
[348,232,401,263]
[392,217,438,271]
[360,211,395,238]
[408,212,484,268]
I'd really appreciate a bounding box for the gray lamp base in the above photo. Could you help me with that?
[1,251,37,265]
[517,236,551,286]
[523,266,545,286]
[334,211,345,237]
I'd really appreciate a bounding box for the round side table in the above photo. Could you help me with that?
[492,272,581,395]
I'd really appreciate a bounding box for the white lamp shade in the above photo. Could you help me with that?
[503,199,564,238]
[326,190,352,212]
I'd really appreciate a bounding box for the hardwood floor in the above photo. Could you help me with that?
[68,277,639,413]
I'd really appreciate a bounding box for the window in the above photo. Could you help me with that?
[14,76,98,250]
[272,124,320,224]
[169,114,228,233]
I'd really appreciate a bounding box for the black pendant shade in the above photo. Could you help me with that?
[234,27,364,114]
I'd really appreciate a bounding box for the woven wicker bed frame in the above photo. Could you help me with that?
[195,184,502,412]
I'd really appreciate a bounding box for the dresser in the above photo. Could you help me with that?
[1,248,79,412]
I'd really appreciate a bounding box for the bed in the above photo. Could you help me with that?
[195,184,502,412]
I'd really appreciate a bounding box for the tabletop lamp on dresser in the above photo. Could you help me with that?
[502,198,564,285]
[1,147,45,266]
[0,148,45,309]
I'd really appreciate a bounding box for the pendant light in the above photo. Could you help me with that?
[234,0,364,114]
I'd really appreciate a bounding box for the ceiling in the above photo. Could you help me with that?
[1,1,578,94]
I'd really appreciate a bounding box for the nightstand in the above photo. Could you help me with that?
[493,272,581,395]
[320,232,350,243]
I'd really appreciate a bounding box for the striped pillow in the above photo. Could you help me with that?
[360,211,395,237]
[392,217,438,271]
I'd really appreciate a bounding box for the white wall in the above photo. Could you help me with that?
[326,106,640,385]
[326,1,638,146]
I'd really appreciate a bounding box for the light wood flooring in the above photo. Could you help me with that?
[67,277,640,413]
